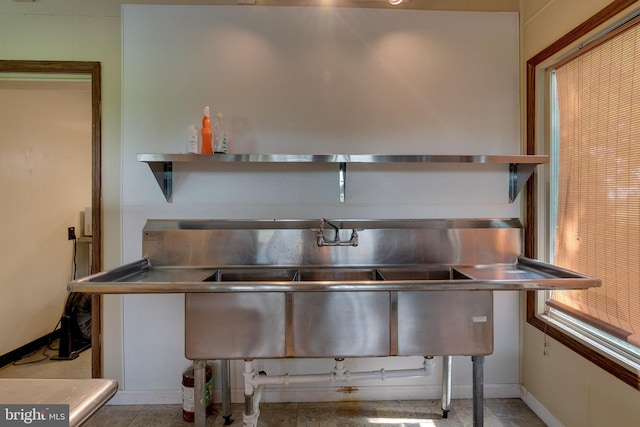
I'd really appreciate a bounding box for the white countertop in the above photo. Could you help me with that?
[0,378,117,427]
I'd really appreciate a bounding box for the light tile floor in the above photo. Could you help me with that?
[85,399,547,427]
[1,344,546,426]
[0,342,91,380]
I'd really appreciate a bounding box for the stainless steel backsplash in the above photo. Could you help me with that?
[142,218,523,268]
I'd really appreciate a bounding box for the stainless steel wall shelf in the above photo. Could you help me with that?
[137,153,548,203]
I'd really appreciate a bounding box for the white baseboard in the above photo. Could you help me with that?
[107,383,521,406]
[108,390,182,405]
[520,385,564,427]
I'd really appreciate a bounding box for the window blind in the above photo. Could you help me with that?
[551,18,640,346]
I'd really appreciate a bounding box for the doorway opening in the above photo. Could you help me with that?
[0,60,102,378]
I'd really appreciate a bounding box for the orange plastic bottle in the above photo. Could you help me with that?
[200,106,213,154]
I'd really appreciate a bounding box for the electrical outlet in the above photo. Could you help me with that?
[68,226,76,240]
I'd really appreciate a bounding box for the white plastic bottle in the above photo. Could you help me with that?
[213,113,227,154]
[186,124,198,154]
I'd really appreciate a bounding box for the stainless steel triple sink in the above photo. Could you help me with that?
[187,264,492,359]
[68,219,601,427]
[203,265,468,283]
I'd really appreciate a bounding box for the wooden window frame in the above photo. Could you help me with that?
[525,0,640,390]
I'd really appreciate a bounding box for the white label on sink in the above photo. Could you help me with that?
[472,316,488,323]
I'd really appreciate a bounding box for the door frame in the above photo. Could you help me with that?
[0,60,102,378]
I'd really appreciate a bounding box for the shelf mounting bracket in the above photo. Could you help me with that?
[508,163,536,203]
[147,161,173,202]
[339,162,346,203]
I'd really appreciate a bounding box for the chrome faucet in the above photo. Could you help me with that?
[313,218,361,247]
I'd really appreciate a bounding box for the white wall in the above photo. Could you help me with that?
[6,1,638,422]
[0,80,91,355]
[118,5,522,404]
[0,0,124,382]
[0,0,526,407]
[521,0,640,426]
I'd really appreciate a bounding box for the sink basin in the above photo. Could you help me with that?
[204,268,298,282]
[297,268,381,281]
[378,267,471,281]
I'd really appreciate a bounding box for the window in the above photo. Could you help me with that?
[526,1,640,390]
[549,19,640,345]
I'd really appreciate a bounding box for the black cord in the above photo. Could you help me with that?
[11,237,81,367]
[72,237,77,280]
[12,347,49,365]
[11,314,65,366]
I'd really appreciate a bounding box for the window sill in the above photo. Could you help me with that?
[526,292,640,390]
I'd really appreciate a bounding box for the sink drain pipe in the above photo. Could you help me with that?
[242,356,435,427]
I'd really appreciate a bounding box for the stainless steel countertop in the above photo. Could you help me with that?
[69,257,600,294]
[0,378,117,427]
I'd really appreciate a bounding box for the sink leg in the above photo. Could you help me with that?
[441,355,452,418]
[193,360,206,427]
[472,355,484,427]
[221,360,232,425]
